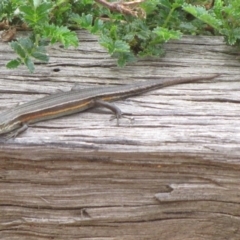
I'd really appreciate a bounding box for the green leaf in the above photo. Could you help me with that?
[18,38,34,54]
[99,34,129,54]
[19,5,33,17]
[10,41,26,59]
[113,40,130,53]
[137,29,151,40]
[36,2,52,16]
[221,28,240,45]
[140,0,159,14]
[182,3,222,30]
[31,52,49,62]
[6,59,21,69]
[179,22,197,32]
[99,34,113,51]
[42,24,78,47]
[19,2,52,27]
[172,0,184,9]
[8,36,50,72]
[24,57,35,73]
[0,0,16,21]
[159,0,172,9]
[153,27,182,42]
[80,13,93,29]
[138,43,165,58]
[116,52,136,67]
[91,18,104,34]
[213,0,223,17]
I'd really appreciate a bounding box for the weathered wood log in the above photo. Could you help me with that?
[0,31,240,239]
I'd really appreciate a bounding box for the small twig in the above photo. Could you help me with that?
[95,0,142,17]
[123,0,146,7]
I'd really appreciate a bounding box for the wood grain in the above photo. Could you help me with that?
[0,31,240,239]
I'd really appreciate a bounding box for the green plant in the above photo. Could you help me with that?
[183,0,240,45]
[0,0,240,72]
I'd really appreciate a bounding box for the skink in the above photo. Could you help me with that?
[0,74,219,137]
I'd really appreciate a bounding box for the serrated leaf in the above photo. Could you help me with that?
[19,5,32,16]
[81,14,93,28]
[6,59,21,69]
[32,52,49,62]
[60,30,78,47]
[123,33,135,42]
[36,2,52,15]
[138,44,165,57]
[35,45,47,53]
[159,0,172,9]
[37,4,51,24]
[214,0,223,12]
[172,0,184,9]
[140,0,159,14]
[7,35,50,72]
[153,27,182,42]
[71,13,94,32]
[179,22,197,33]
[20,2,51,26]
[42,24,78,47]
[99,34,113,49]
[113,40,130,53]
[116,52,136,67]
[222,28,240,45]
[18,38,34,53]
[182,4,222,30]
[24,57,35,73]
[100,35,129,54]
[10,41,26,58]
[91,19,104,34]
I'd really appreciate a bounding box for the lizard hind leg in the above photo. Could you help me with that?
[94,99,134,126]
